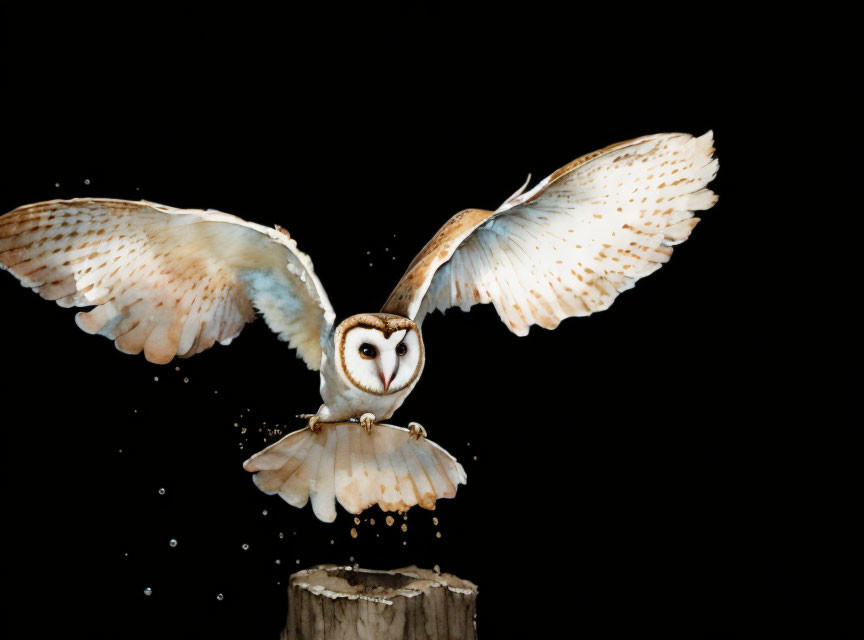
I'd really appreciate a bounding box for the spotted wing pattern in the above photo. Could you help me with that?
[383,132,718,334]
[0,198,335,367]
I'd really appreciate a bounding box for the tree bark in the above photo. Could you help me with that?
[284,565,478,640]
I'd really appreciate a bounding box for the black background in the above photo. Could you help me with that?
[1,7,842,640]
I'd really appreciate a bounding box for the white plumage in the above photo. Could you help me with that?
[0,132,718,521]
[0,199,334,367]
[384,132,718,332]
[244,423,466,522]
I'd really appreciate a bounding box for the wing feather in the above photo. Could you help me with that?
[382,132,718,333]
[0,198,335,367]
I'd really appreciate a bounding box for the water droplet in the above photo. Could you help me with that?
[369,263,373,267]
[330,539,334,545]
[242,543,249,551]
[216,593,224,601]
[158,488,166,495]
[369,518,376,526]
[296,559,300,564]
[143,587,152,596]
[278,532,284,539]
[366,250,371,255]
[262,509,268,516]
[403,541,407,546]
[153,376,159,382]
[175,366,180,372]
[275,559,281,565]
[350,528,358,539]
[432,517,439,526]
[433,564,441,574]
[386,516,394,527]
[349,556,354,562]
[55,182,60,188]
[84,179,91,185]
[473,455,478,460]
[436,531,442,538]
[169,539,178,548]
[401,523,408,533]
[385,247,390,252]
[353,517,360,525]
[183,377,189,383]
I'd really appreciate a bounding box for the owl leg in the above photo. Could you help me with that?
[359,413,376,434]
[408,422,427,440]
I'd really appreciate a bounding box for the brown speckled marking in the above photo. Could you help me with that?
[0,197,334,367]
[380,132,718,333]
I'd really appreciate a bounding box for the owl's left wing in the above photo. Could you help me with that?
[382,132,718,333]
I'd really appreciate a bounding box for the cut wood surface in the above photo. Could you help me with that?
[285,565,478,640]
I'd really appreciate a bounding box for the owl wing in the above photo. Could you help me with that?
[382,132,718,333]
[0,198,336,367]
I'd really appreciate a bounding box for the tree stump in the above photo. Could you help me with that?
[284,565,478,640]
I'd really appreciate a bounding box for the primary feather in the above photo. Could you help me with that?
[382,132,718,333]
[0,198,335,367]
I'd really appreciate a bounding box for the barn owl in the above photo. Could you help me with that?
[0,132,718,521]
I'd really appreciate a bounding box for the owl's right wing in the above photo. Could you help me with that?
[382,132,718,333]
[0,198,336,368]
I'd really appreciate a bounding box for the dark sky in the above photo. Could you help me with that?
[2,8,831,640]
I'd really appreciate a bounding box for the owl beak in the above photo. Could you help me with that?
[379,371,393,392]
[377,351,399,392]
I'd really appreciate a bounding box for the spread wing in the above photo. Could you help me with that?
[0,198,336,367]
[382,132,718,333]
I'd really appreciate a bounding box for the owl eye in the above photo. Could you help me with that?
[395,342,408,356]
[358,343,377,359]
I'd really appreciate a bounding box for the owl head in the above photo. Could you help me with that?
[334,313,424,395]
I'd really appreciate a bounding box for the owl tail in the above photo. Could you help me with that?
[242,423,467,522]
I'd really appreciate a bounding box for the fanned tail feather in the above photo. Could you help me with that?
[243,423,467,522]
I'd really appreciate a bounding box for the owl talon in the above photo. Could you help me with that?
[359,413,376,433]
[408,422,427,440]
[306,415,322,433]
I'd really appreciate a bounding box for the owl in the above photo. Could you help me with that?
[0,132,718,521]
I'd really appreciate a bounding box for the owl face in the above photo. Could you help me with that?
[335,314,424,395]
